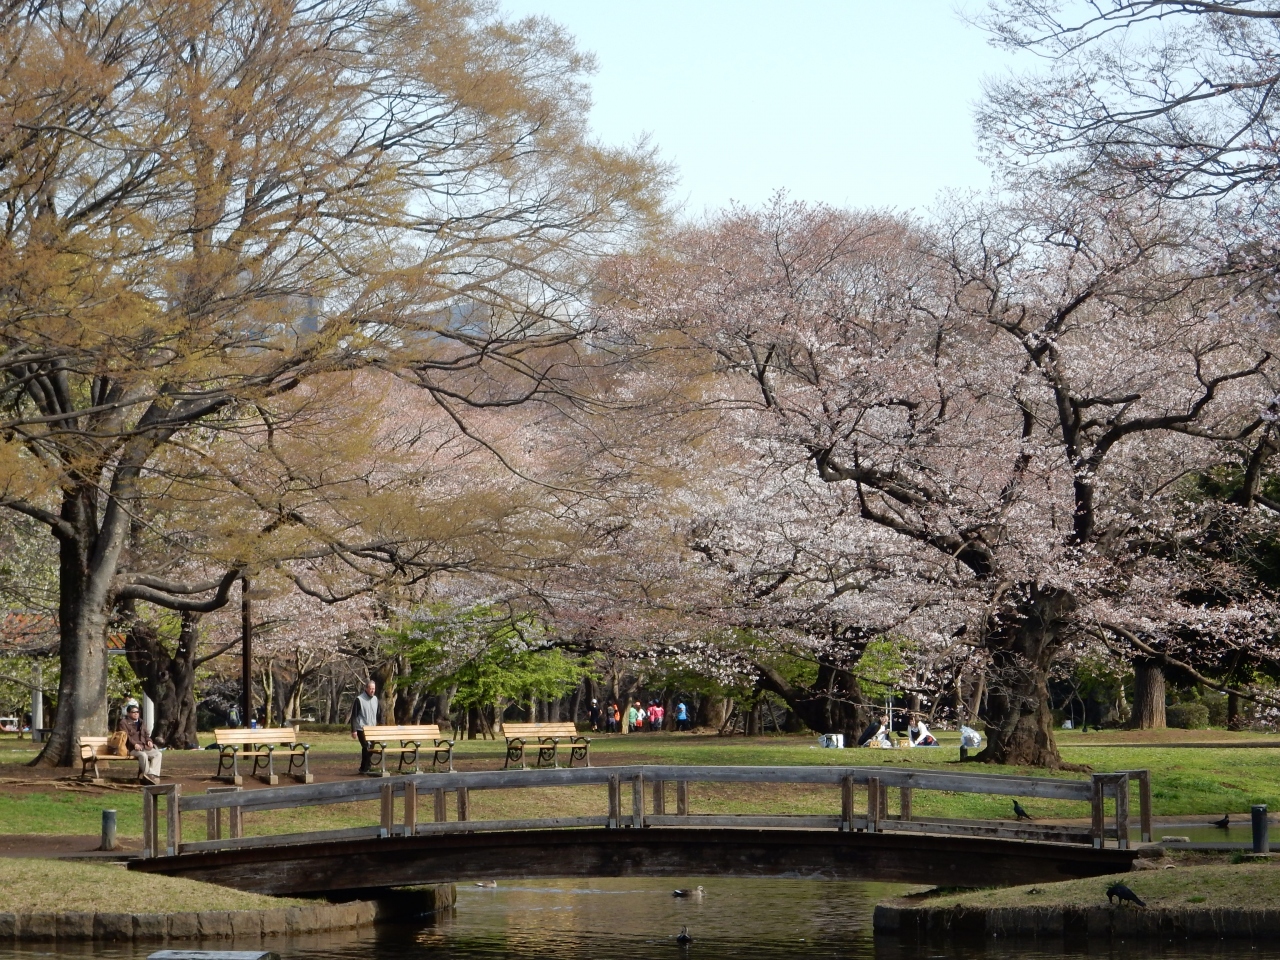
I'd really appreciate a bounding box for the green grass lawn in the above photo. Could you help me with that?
[1,727,1277,841]
[4,859,303,912]
[924,861,1280,910]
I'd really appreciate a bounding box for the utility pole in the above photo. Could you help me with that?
[241,576,252,727]
[31,662,42,742]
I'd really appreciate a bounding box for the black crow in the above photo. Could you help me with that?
[676,926,693,945]
[1212,814,1230,829]
[1107,882,1146,907]
[1013,800,1033,821]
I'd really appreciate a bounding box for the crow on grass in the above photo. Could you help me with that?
[1012,800,1033,821]
[1107,882,1146,907]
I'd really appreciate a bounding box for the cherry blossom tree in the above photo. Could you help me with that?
[978,1,1280,202]
[599,190,1280,766]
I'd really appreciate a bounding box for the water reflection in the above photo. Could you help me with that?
[4,877,1280,960]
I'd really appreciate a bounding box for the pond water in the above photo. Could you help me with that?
[5,877,1280,960]
[1157,820,1260,844]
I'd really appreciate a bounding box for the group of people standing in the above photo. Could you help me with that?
[587,698,692,733]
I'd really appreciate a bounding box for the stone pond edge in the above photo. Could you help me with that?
[0,900,385,942]
[874,901,1280,941]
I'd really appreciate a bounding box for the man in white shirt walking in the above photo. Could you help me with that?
[349,680,383,774]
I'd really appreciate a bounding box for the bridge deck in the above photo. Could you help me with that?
[130,825,1139,895]
[130,763,1150,894]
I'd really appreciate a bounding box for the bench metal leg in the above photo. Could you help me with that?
[262,748,279,785]
[289,748,313,784]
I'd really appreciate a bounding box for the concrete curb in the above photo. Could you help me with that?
[0,900,381,942]
[874,901,1280,941]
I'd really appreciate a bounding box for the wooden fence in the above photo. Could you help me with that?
[141,764,1151,859]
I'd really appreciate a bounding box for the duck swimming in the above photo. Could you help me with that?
[676,926,693,945]
[672,885,705,899]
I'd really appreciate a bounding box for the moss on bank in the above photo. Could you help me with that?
[6,859,302,913]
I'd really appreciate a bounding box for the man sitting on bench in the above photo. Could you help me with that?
[120,699,162,785]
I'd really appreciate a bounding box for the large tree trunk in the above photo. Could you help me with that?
[569,682,583,729]
[122,610,202,749]
[756,661,870,740]
[1227,691,1242,731]
[696,695,731,731]
[36,489,118,766]
[976,584,1076,769]
[1130,659,1166,730]
[435,686,457,734]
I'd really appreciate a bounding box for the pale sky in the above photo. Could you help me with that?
[499,1,1018,218]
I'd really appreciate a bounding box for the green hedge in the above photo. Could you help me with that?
[1167,702,1211,729]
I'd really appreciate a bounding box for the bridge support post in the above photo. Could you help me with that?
[206,786,242,847]
[608,775,620,828]
[631,775,646,829]
[653,780,665,816]
[434,788,447,823]
[142,786,155,858]
[840,775,854,832]
[1119,769,1152,842]
[456,787,470,823]
[676,780,688,816]
[380,783,394,838]
[404,781,417,837]
[1138,771,1151,843]
[867,777,881,834]
[1114,774,1130,850]
[143,783,181,857]
[1090,775,1105,848]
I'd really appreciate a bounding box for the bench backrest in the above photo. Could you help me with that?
[362,724,445,740]
[78,736,118,757]
[214,727,299,745]
[502,722,580,738]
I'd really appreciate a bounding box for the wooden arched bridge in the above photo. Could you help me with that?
[129,765,1149,896]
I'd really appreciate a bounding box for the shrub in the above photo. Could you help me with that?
[1167,702,1210,729]
[1204,693,1228,727]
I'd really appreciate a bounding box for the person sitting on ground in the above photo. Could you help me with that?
[907,715,938,747]
[119,699,162,785]
[858,714,892,747]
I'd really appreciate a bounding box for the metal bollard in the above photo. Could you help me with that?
[1253,804,1269,854]
[100,809,118,851]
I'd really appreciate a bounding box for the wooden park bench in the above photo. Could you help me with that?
[362,724,455,776]
[502,721,591,769]
[78,736,140,783]
[214,728,313,785]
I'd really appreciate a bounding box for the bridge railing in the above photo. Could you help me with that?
[141,764,1150,859]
